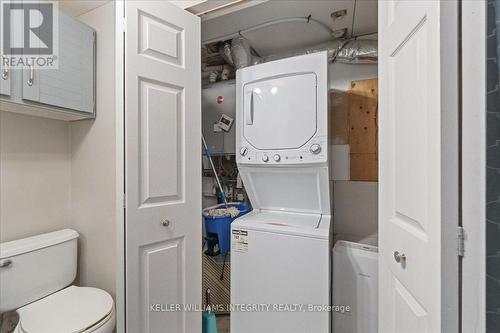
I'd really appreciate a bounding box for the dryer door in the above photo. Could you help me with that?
[243,73,317,150]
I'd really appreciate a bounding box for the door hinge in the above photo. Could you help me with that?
[457,226,465,257]
[122,17,127,33]
[122,193,126,209]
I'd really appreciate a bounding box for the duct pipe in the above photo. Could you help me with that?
[232,38,378,68]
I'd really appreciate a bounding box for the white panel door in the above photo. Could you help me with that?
[379,1,459,332]
[125,2,201,332]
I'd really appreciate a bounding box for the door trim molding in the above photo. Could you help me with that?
[461,0,486,332]
[115,0,125,332]
[440,2,461,332]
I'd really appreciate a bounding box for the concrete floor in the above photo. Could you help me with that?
[216,314,230,333]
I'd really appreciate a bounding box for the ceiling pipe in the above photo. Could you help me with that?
[229,38,378,68]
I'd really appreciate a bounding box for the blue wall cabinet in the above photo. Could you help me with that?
[0,10,96,121]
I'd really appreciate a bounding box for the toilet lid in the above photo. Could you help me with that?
[18,286,114,333]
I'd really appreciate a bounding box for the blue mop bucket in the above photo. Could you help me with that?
[203,203,251,254]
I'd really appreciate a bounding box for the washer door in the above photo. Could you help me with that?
[243,73,317,150]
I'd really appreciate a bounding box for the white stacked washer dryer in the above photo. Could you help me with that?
[231,51,331,333]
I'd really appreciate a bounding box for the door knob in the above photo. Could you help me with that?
[394,251,406,264]
[161,219,171,227]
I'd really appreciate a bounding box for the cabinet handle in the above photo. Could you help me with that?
[27,63,34,86]
[1,56,8,80]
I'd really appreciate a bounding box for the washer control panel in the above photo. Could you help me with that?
[238,136,327,165]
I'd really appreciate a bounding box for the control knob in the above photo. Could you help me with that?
[240,147,248,156]
[310,144,322,154]
[274,154,281,162]
[262,155,269,162]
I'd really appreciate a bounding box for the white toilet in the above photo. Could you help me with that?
[0,229,115,333]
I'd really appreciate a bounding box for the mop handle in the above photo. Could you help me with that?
[202,135,229,207]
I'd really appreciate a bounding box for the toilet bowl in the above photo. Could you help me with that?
[14,286,115,333]
[0,230,116,333]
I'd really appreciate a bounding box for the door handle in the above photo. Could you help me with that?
[1,56,8,80]
[394,251,406,265]
[27,63,34,86]
[0,259,12,268]
[245,91,254,125]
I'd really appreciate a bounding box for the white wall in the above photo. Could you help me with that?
[333,181,378,245]
[70,1,116,298]
[0,112,71,242]
[59,1,110,17]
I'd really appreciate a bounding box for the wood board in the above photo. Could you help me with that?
[329,78,378,181]
[348,79,378,181]
[348,79,378,155]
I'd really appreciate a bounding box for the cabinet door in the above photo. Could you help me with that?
[22,12,95,114]
[0,55,11,96]
[0,2,11,97]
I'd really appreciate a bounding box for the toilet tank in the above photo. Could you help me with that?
[0,229,79,312]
